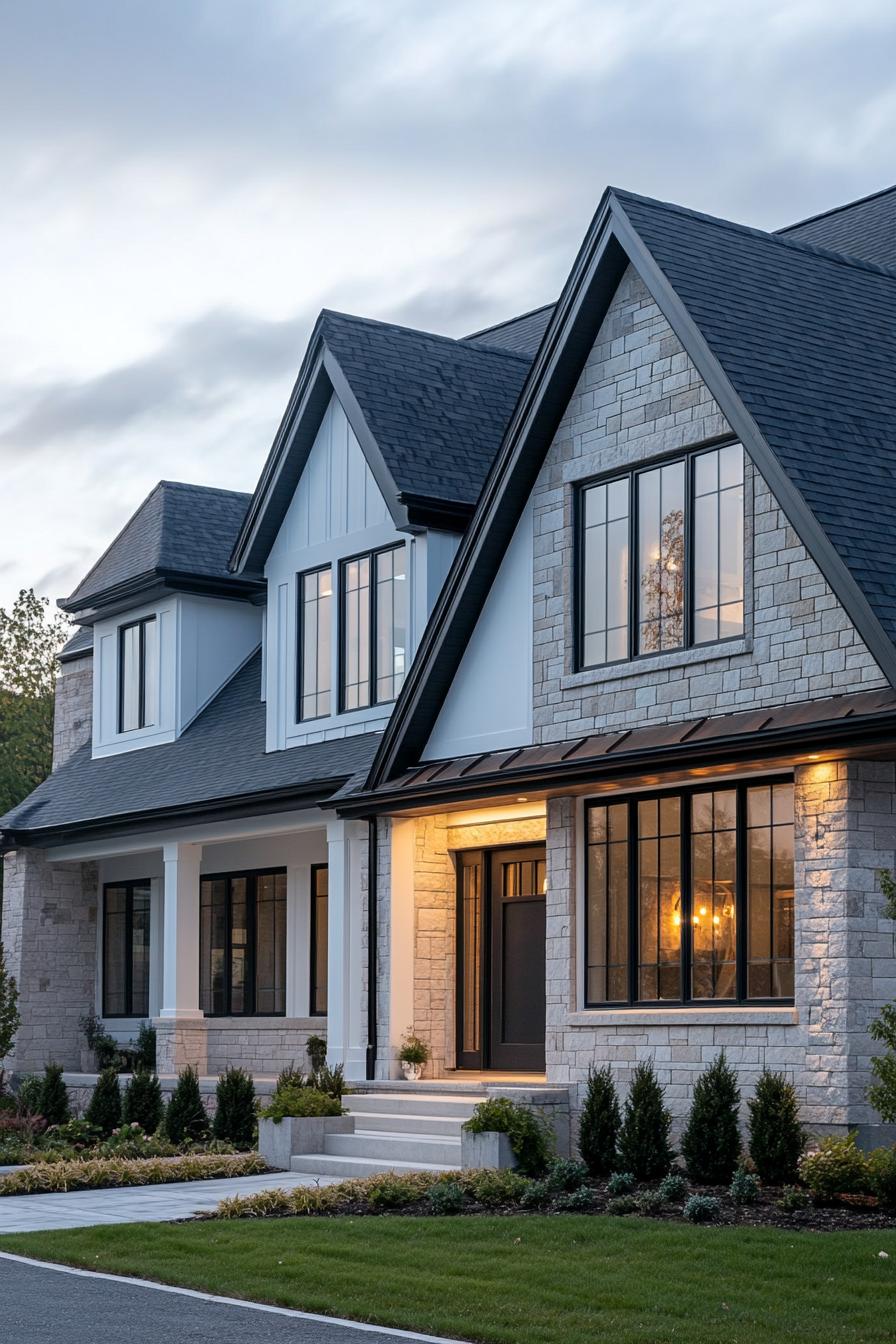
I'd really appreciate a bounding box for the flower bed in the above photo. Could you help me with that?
[0,1151,268,1196]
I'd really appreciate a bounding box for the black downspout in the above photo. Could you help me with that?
[365,816,378,1080]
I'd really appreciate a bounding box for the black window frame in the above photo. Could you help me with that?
[309,863,328,1017]
[338,541,407,713]
[584,775,794,1010]
[296,563,333,723]
[575,436,744,671]
[117,615,156,733]
[199,867,287,1018]
[102,878,152,1019]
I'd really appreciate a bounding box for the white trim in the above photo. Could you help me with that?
[566,1007,799,1027]
[0,1253,465,1343]
[46,808,325,862]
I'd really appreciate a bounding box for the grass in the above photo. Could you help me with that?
[3,1215,896,1343]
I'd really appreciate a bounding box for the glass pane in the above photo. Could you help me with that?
[342,556,371,710]
[637,462,684,653]
[141,619,157,728]
[586,803,629,1004]
[120,625,141,732]
[581,480,629,666]
[692,446,744,645]
[375,546,407,703]
[200,878,228,1015]
[130,884,151,1016]
[690,790,737,1000]
[300,568,332,720]
[312,866,328,1016]
[462,858,482,1053]
[103,887,128,1015]
[747,784,795,999]
[254,872,286,1015]
[637,800,681,1001]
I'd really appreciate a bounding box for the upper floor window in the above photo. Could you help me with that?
[578,442,744,668]
[340,543,407,711]
[118,616,157,733]
[297,566,332,722]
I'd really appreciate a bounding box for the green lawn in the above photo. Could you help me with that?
[3,1215,895,1344]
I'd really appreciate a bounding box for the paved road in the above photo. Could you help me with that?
[0,1255,463,1343]
[0,1170,340,1233]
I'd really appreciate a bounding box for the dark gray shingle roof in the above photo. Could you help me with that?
[614,188,896,647]
[779,185,896,270]
[1,652,380,839]
[58,626,93,661]
[63,481,253,612]
[319,311,532,506]
[464,304,556,357]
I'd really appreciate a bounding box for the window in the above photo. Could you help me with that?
[585,779,794,1006]
[310,864,328,1016]
[340,544,407,711]
[118,616,157,732]
[297,566,332,721]
[578,442,744,667]
[102,880,151,1017]
[199,869,286,1016]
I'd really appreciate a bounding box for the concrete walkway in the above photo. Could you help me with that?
[0,1169,339,1234]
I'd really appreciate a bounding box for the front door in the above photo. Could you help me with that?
[456,845,546,1072]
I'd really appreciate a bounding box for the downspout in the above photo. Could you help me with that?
[365,816,378,1080]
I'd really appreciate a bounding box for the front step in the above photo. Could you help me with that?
[326,1130,461,1166]
[347,1110,465,1137]
[342,1092,482,1118]
[290,1152,460,1178]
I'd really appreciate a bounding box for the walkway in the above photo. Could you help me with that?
[0,1168,338,1234]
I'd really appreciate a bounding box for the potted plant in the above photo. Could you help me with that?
[398,1028,430,1082]
[257,1084,352,1170]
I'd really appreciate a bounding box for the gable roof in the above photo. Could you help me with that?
[368,185,896,785]
[62,481,260,619]
[0,651,380,845]
[231,311,532,574]
[778,184,896,270]
[464,303,556,357]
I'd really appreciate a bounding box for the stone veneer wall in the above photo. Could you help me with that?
[532,267,886,742]
[52,650,93,768]
[545,761,896,1148]
[154,1017,326,1076]
[1,850,98,1073]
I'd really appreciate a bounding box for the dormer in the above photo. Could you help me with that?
[59,481,264,759]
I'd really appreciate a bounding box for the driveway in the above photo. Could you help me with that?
[0,1169,339,1234]
[0,1254,463,1343]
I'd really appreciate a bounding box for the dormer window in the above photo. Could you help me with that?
[578,442,744,668]
[118,615,157,732]
[340,543,407,711]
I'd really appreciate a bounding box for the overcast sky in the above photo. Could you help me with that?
[2,0,894,614]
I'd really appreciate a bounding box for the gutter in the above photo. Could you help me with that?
[366,818,378,1080]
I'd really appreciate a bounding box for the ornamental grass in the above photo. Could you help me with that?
[0,1151,267,1196]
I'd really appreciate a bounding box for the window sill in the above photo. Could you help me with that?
[566,1006,798,1028]
[561,637,753,691]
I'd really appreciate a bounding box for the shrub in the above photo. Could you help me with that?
[14,1074,43,1117]
[78,1014,118,1070]
[0,1151,267,1197]
[310,1063,345,1100]
[164,1066,209,1145]
[427,1180,464,1215]
[134,1023,156,1072]
[365,1173,419,1210]
[607,1194,639,1215]
[868,1146,896,1209]
[519,1180,551,1208]
[607,1170,635,1195]
[213,1068,257,1147]
[306,1035,327,1072]
[122,1070,164,1134]
[729,1166,760,1205]
[578,1064,620,1177]
[545,1157,588,1193]
[463,1097,553,1177]
[658,1172,688,1202]
[0,944,21,1092]
[85,1067,122,1138]
[398,1028,430,1067]
[868,1003,896,1123]
[99,1123,175,1159]
[554,1185,596,1212]
[777,1185,811,1212]
[684,1194,721,1223]
[636,1189,666,1215]
[461,1168,529,1207]
[618,1062,674,1181]
[798,1133,872,1202]
[680,1052,741,1185]
[44,1118,100,1151]
[261,1086,342,1121]
[38,1063,70,1126]
[748,1070,805,1184]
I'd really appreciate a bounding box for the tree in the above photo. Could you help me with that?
[578,1064,621,1177]
[748,1070,805,1184]
[164,1065,209,1145]
[122,1069,164,1134]
[618,1060,674,1180]
[213,1067,257,1147]
[85,1067,122,1138]
[868,869,896,1122]
[38,1062,70,1126]
[0,943,20,1092]
[680,1051,741,1184]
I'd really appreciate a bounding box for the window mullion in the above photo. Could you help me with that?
[124,883,133,1017]
[680,796,691,1006]
[627,798,637,1004]
[628,475,637,659]
[736,785,748,1002]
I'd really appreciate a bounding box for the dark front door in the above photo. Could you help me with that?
[456,845,546,1072]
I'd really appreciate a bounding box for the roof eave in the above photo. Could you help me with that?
[59,569,266,623]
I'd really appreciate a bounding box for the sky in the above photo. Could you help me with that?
[2,0,895,614]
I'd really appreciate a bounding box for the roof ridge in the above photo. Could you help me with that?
[463,301,556,341]
[777,182,896,235]
[610,186,896,282]
[319,308,532,364]
[157,480,252,500]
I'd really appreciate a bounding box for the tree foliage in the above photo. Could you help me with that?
[0,589,69,817]
[0,944,21,1090]
[578,1064,621,1177]
[680,1051,741,1184]
[617,1060,674,1181]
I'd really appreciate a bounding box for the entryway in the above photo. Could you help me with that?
[456,844,546,1072]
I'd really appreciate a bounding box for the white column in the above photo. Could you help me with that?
[389,817,416,1078]
[159,841,203,1019]
[148,875,164,1019]
[325,816,369,1079]
[286,860,310,1018]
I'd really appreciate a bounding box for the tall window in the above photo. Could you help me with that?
[103,880,151,1017]
[200,869,286,1016]
[118,616,157,732]
[585,779,794,1006]
[578,442,744,667]
[310,864,328,1016]
[340,543,407,711]
[298,566,332,721]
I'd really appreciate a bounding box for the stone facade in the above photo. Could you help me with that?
[532,267,886,743]
[1,849,97,1074]
[52,651,93,769]
[154,1016,325,1076]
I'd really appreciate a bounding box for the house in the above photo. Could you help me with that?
[3,182,896,1155]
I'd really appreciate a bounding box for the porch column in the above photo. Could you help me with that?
[156,841,207,1074]
[388,817,416,1078]
[325,817,368,1080]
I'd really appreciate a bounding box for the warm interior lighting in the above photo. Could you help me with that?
[517,796,528,803]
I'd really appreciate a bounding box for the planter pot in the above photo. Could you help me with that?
[461,1130,518,1170]
[258,1114,354,1171]
[400,1060,424,1081]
